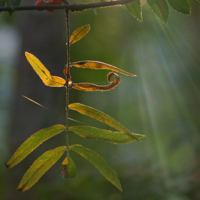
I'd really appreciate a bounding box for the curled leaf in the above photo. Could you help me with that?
[70,61,136,77]
[72,72,121,91]
[68,103,140,141]
[70,24,90,45]
[6,125,66,168]
[18,146,66,192]
[58,157,77,178]
[25,52,66,87]
[70,144,122,191]
[69,126,145,144]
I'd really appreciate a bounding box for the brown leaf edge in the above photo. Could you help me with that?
[72,72,121,91]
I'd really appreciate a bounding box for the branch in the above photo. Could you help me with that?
[0,0,135,12]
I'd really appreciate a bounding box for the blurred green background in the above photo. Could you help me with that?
[0,0,200,199]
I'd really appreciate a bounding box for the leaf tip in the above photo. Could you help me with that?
[25,51,29,57]
[17,185,26,192]
[5,162,10,168]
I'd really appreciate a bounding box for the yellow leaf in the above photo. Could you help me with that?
[70,61,136,77]
[48,76,66,87]
[70,24,90,45]
[25,52,66,87]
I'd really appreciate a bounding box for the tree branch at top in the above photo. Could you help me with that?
[0,0,136,12]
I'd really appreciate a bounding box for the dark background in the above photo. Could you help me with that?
[0,0,200,199]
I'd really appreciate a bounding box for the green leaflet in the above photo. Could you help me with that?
[70,144,122,191]
[58,157,77,178]
[167,0,190,14]
[147,0,169,25]
[68,103,141,141]
[125,0,142,22]
[18,146,66,192]
[69,126,145,144]
[6,124,66,168]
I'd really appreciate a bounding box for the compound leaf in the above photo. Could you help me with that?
[70,144,122,191]
[147,0,169,25]
[69,126,145,144]
[167,0,190,14]
[18,146,66,192]
[70,24,90,45]
[72,72,121,91]
[6,125,66,168]
[25,52,66,87]
[68,103,140,141]
[70,61,136,77]
[58,157,77,178]
[125,0,142,21]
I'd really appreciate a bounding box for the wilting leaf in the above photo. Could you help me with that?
[167,0,190,14]
[6,125,66,168]
[25,52,66,87]
[68,103,140,141]
[70,144,122,191]
[72,72,121,91]
[22,95,48,110]
[125,0,142,21]
[70,24,90,45]
[146,0,169,25]
[69,126,145,144]
[58,157,77,178]
[70,61,136,77]
[18,146,66,192]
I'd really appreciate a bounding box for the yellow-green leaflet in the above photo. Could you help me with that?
[70,144,122,191]
[70,24,90,45]
[6,125,66,168]
[18,146,66,192]
[69,103,140,141]
[69,126,145,144]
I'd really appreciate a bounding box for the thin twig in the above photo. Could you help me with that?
[0,0,135,12]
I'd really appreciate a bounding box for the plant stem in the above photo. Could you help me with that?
[65,10,70,157]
